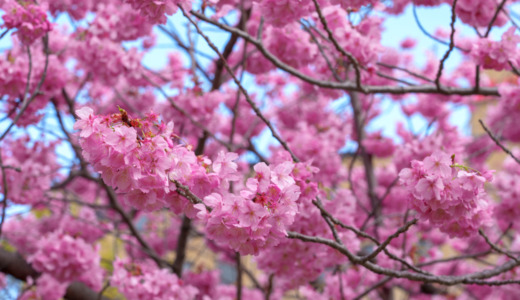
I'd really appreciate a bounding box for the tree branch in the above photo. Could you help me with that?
[0,248,108,300]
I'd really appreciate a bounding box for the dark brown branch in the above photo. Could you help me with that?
[412,4,469,53]
[211,8,251,90]
[484,0,508,37]
[172,180,211,211]
[0,152,9,238]
[172,215,191,276]
[435,0,458,89]
[236,252,243,300]
[376,62,434,83]
[0,248,108,300]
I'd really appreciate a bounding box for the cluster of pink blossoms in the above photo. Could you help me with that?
[471,27,520,71]
[456,0,508,28]
[1,1,52,44]
[19,274,68,300]
[0,137,58,205]
[493,153,520,231]
[125,0,191,24]
[487,82,520,142]
[111,258,199,300]
[197,162,301,255]
[399,151,493,238]
[73,37,143,86]
[87,3,153,42]
[28,230,103,290]
[74,107,246,217]
[255,0,313,27]
[74,107,196,212]
[322,7,383,66]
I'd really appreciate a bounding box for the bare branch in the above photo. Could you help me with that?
[479,229,519,263]
[183,8,300,162]
[0,248,109,300]
[101,181,170,269]
[359,219,418,264]
[142,73,233,150]
[479,119,520,164]
[0,152,9,238]
[435,0,458,89]
[484,0,508,37]
[191,10,497,96]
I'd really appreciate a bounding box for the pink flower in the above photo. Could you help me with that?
[111,258,199,300]
[105,126,138,152]
[400,37,417,49]
[254,162,271,192]
[212,151,239,181]
[29,231,102,287]
[73,107,99,138]
[239,200,267,230]
[415,176,444,200]
[2,1,53,44]
[400,151,493,238]
[423,151,452,178]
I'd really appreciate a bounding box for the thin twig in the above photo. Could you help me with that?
[182,8,300,162]
[311,0,365,91]
[435,0,458,89]
[236,252,243,300]
[191,10,497,96]
[479,119,520,164]
[172,180,212,211]
[359,219,418,263]
[479,229,519,263]
[0,152,9,238]
[101,181,169,269]
[142,73,233,150]
[484,0,508,37]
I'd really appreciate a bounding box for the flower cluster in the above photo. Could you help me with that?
[73,37,143,86]
[28,231,103,289]
[493,153,520,231]
[19,274,68,300]
[74,107,187,211]
[399,151,492,238]
[87,3,153,42]
[0,137,58,205]
[487,82,520,142]
[111,258,199,300]
[326,11,383,66]
[265,24,318,69]
[256,0,314,27]
[471,27,520,71]
[197,162,301,255]
[74,107,240,214]
[1,1,53,44]
[44,0,92,20]
[456,0,508,28]
[125,0,191,24]
[363,131,396,158]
